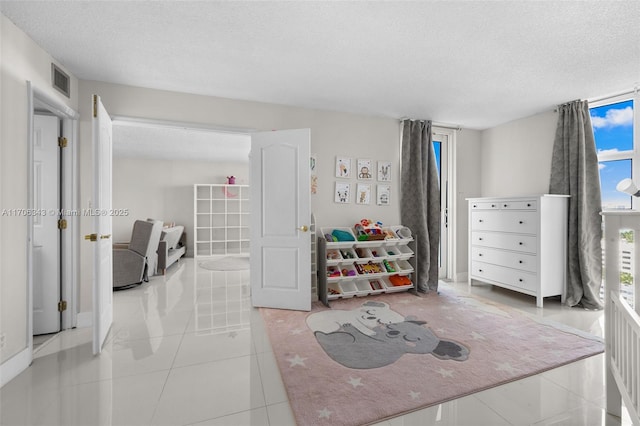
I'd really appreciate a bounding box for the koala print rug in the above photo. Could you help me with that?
[260,287,604,426]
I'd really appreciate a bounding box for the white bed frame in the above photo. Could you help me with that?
[603,212,640,425]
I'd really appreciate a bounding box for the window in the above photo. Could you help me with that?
[592,94,638,308]
[591,97,636,210]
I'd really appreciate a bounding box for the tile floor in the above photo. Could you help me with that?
[0,257,633,425]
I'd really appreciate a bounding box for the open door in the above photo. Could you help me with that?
[32,114,61,335]
[90,95,113,354]
[250,129,311,311]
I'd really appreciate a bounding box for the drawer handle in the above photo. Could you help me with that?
[518,242,524,245]
[478,238,483,241]
[504,204,508,207]
[519,278,523,282]
[473,204,477,208]
[527,203,531,207]
[519,260,523,264]
[518,221,524,224]
[479,269,483,272]
[491,204,496,207]
[479,253,483,256]
[479,219,484,223]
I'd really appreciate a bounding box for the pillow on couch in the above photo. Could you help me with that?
[161,225,184,250]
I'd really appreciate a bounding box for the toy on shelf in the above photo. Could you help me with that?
[327,266,341,278]
[355,261,385,275]
[354,219,386,241]
[389,275,412,287]
[327,228,355,242]
[326,250,342,260]
[383,259,396,272]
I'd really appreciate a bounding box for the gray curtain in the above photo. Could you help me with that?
[400,120,440,292]
[549,100,603,310]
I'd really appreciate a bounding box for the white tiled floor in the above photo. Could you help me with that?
[0,258,633,425]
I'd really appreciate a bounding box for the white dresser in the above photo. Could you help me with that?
[467,195,569,307]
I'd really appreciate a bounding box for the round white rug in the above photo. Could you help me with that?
[199,256,250,271]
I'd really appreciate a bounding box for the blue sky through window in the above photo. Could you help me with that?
[591,100,634,209]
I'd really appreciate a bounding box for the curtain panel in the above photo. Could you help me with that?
[549,100,603,310]
[400,120,440,292]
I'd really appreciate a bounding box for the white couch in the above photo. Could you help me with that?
[157,225,186,275]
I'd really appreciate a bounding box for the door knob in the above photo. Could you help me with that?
[84,233,97,241]
[298,225,309,232]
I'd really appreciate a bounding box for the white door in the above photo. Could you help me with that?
[91,95,113,354]
[33,114,61,335]
[250,129,311,311]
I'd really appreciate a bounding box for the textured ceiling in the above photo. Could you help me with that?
[2,1,640,130]
[112,121,251,162]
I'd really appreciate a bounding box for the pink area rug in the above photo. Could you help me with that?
[260,287,604,426]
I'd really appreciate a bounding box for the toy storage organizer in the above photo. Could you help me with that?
[317,225,416,306]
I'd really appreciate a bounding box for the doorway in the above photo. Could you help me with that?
[32,112,62,346]
[432,128,454,280]
[27,82,80,357]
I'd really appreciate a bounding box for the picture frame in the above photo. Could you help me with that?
[335,157,352,178]
[377,184,391,205]
[377,161,392,182]
[335,182,351,204]
[357,159,373,180]
[356,183,371,205]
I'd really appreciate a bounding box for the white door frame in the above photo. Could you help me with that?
[432,127,457,281]
[27,82,80,357]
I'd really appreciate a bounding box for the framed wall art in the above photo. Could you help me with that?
[335,182,351,204]
[356,183,371,205]
[335,157,352,178]
[377,184,391,205]
[357,159,373,180]
[377,161,392,182]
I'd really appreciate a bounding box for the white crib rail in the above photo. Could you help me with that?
[603,212,640,425]
[608,292,640,425]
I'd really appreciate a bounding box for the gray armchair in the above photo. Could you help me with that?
[113,219,163,290]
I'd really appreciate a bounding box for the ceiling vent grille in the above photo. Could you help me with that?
[51,63,70,98]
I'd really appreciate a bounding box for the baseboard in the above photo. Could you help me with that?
[1,347,30,388]
[76,311,92,328]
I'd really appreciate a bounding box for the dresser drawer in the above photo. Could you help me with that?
[499,200,537,210]
[470,201,500,210]
[471,246,537,273]
[471,211,537,234]
[471,231,537,254]
[471,261,537,292]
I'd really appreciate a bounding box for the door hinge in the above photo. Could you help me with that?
[93,95,97,117]
[58,300,67,312]
[58,219,67,230]
[58,137,68,148]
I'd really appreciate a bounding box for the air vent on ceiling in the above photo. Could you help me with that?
[51,63,70,98]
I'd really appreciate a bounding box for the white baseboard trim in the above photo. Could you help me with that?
[76,311,93,328]
[1,347,30,388]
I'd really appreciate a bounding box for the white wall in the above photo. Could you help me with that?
[480,111,557,196]
[112,156,249,254]
[0,14,78,366]
[454,129,482,278]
